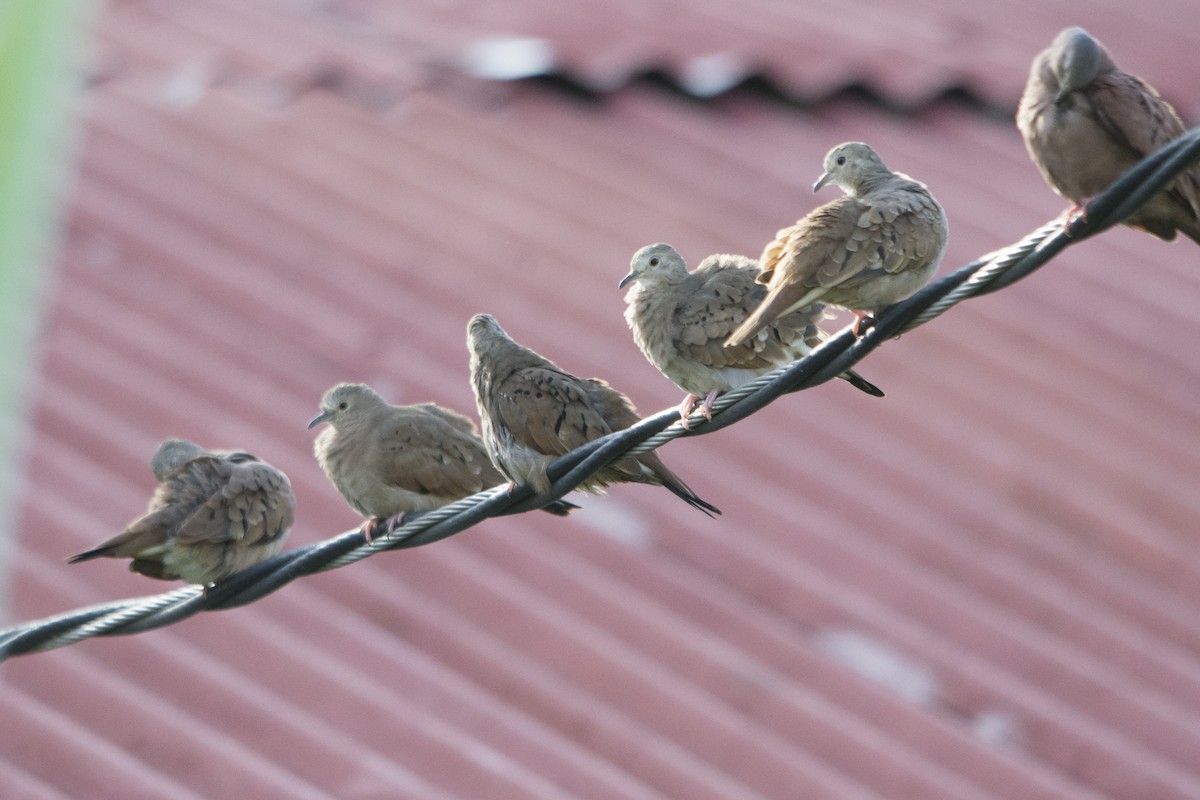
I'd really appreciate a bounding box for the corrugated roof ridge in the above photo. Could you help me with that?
[395,528,1197,800]
[0,679,210,800]
[110,2,1002,116]
[536,69,1010,116]
[96,0,1200,122]
[376,491,1200,796]
[0,765,74,800]
[72,176,341,361]
[93,1,995,117]
[471,531,1093,800]
[272,585,673,800]
[178,608,616,800]
[554,531,1111,800]
[649,516,1200,799]
[41,320,284,458]
[757,518,1200,772]
[848,339,1200,562]
[64,260,326,409]
[721,404,1200,717]
[72,85,724,387]
[325,564,796,800]
[401,544,901,799]
[722,421,1200,714]
[104,0,420,82]
[82,87,545,331]
[12,554,476,800]
[890,346,1200,540]
[27,651,342,800]
[731,370,1200,622]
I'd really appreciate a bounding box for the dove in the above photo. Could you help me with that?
[1017,27,1200,244]
[620,243,884,425]
[309,382,574,539]
[67,439,295,586]
[466,313,720,516]
[726,142,948,345]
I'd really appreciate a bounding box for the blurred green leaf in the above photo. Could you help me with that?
[0,0,92,603]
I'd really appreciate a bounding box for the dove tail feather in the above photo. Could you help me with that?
[840,369,885,398]
[65,545,118,564]
[660,477,722,517]
[540,498,580,516]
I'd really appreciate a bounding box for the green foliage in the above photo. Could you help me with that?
[0,0,91,603]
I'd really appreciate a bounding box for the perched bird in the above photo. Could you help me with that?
[309,382,575,539]
[1017,27,1200,244]
[67,439,295,586]
[620,243,884,425]
[726,141,948,345]
[467,313,720,516]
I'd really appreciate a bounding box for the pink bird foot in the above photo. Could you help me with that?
[678,390,719,429]
[1061,204,1089,238]
[696,389,720,421]
[677,393,700,428]
[360,517,390,543]
[851,310,876,337]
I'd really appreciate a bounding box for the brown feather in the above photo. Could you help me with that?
[311,383,575,525]
[1017,27,1200,244]
[468,314,720,516]
[726,142,947,347]
[621,244,882,409]
[68,440,295,585]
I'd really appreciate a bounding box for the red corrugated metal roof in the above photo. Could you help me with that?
[90,0,1200,115]
[5,1,1200,798]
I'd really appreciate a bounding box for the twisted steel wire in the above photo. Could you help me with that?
[3,128,1197,661]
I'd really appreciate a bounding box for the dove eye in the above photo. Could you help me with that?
[649,257,660,266]
[338,401,348,410]
[836,155,846,166]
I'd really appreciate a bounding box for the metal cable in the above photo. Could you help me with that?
[3,127,1198,661]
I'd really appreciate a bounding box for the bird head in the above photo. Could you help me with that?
[619,243,686,290]
[308,382,382,429]
[1050,27,1111,102]
[813,141,888,196]
[150,438,205,481]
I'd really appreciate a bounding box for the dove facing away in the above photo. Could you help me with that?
[310,382,574,539]
[620,243,884,425]
[1017,27,1200,244]
[726,142,948,345]
[467,313,720,516]
[67,439,295,586]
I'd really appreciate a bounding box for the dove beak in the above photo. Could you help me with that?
[307,410,331,429]
[812,171,832,193]
[617,271,638,289]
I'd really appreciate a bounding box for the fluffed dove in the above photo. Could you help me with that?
[67,439,295,586]
[726,141,948,344]
[1017,27,1200,244]
[620,243,884,425]
[467,313,721,516]
[309,382,575,539]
